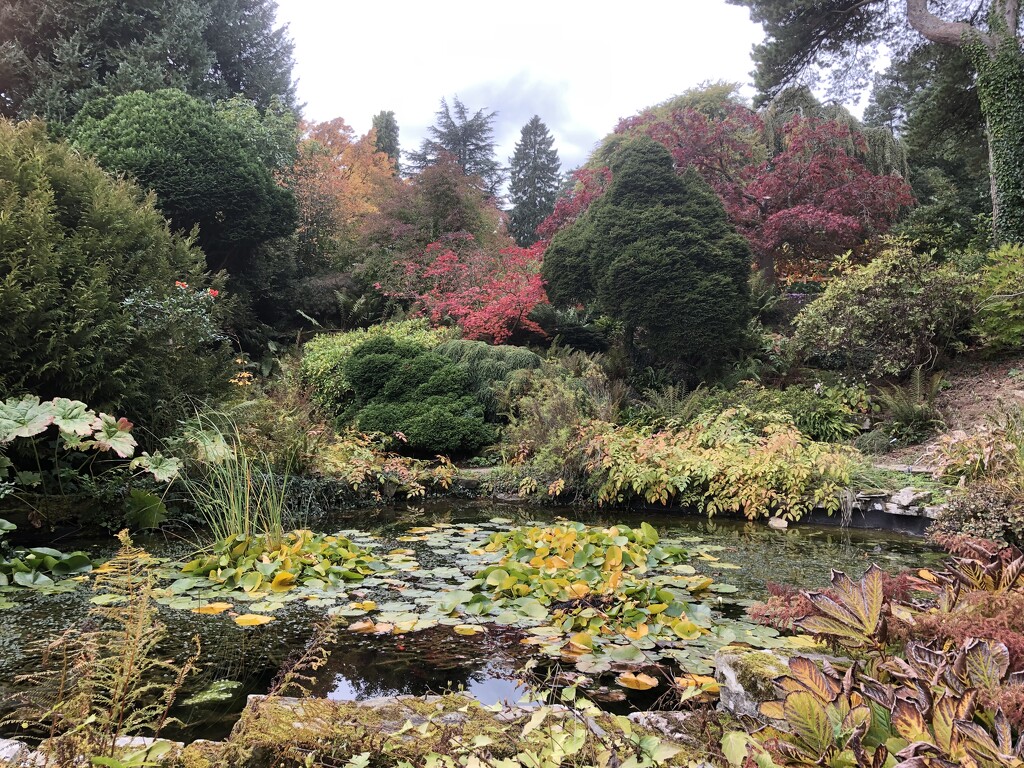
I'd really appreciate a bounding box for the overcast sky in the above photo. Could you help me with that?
[273,1,766,173]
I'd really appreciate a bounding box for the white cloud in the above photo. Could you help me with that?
[276,0,764,171]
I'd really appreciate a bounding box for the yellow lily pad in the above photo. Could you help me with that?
[234,614,274,627]
[192,602,233,615]
[454,624,486,636]
[616,672,659,690]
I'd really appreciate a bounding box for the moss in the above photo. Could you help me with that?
[731,651,789,701]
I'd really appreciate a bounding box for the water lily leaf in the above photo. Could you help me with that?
[182,680,242,706]
[13,571,54,588]
[609,645,645,663]
[438,590,474,613]
[234,614,274,627]
[270,572,297,592]
[454,624,486,636]
[192,602,233,615]
[240,572,263,592]
[616,672,659,690]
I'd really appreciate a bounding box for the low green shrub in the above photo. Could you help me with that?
[792,241,976,377]
[340,337,493,456]
[433,339,541,420]
[300,320,454,413]
[975,243,1024,354]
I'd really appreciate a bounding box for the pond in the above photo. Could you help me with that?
[0,501,943,743]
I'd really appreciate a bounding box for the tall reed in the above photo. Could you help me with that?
[179,416,290,546]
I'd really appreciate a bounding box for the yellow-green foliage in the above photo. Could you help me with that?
[580,409,855,520]
[976,243,1024,353]
[316,429,457,500]
[301,320,455,412]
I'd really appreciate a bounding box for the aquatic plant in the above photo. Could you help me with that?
[4,531,196,764]
[176,416,289,545]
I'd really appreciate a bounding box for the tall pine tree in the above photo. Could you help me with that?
[406,97,505,197]
[507,115,561,246]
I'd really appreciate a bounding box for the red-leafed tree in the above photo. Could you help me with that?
[549,101,914,283]
[741,118,914,280]
[392,234,548,343]
[536,167,612,244]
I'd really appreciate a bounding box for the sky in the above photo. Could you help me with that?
[273,1,766,173]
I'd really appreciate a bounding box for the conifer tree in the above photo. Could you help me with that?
[507,115,562,246]
[407,97,505,197]
[543,137,751,380]
[371,110,400,171]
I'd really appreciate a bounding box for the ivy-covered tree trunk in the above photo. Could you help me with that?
[973,36,1024,243]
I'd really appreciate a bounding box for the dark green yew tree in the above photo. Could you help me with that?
[67,89,297,279]
[508,116,562,246]
[542,137,751,379]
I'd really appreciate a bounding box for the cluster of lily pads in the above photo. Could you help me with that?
[127,519,821,694]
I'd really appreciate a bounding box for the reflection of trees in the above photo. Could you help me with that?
[310,628,523,700]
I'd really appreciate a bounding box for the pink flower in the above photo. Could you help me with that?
[208,288,220,298]
[175,281,189,289]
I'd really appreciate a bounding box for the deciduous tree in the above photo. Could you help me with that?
[727,0,1024,243]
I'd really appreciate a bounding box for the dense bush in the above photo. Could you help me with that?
[792,241,976,377]
[930,480,1024,547]
[0,119,231,426]
[66,90,297,282]
[339,337,494,456]
[300,320,454,413]
[542,137,751,379]
[695,380,868,443]
[433,340,541,420]
[975,243,1024,354]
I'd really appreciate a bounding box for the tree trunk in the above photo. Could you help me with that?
[905,0,1024,243]
[974,35,1024,243]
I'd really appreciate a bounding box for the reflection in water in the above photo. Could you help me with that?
[315,627,528,705]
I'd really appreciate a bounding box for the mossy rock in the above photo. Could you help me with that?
[714,649,789,718]
[219,693,691,767]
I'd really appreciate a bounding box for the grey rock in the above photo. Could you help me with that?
[767,517,788,530]
[714,649,788,719]
[890,487,933,507]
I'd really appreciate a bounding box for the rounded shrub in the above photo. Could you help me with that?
[0,119,230,426]
[300,320,454,413]
[433,339,541,420]
[792,241,976,377]
[340,337,494,457]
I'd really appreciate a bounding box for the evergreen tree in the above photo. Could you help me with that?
[0,0,296,122]
[406,97,505,197]
[371,110,401,170]
[67,89,297,280]
[507,115,562,246]
[543,137,751,380]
